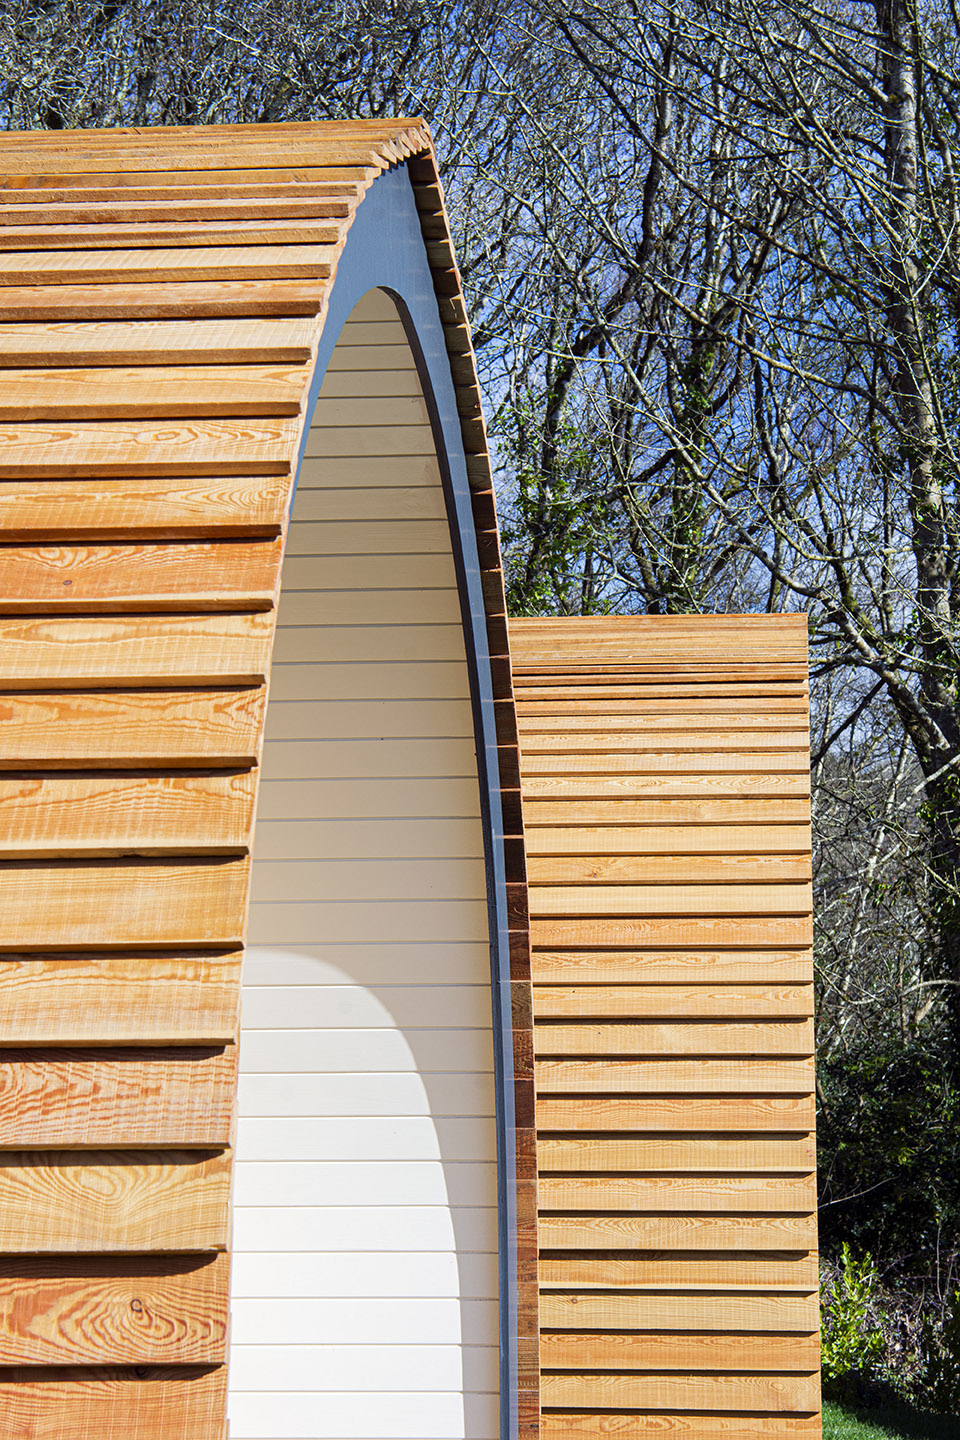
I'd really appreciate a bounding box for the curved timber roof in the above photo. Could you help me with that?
[0,120,537,1440]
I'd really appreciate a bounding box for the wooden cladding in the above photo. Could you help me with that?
[512,614,820,1440]
[0,119,533,1440]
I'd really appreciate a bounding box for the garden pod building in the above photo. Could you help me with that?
[0,120,818,1440]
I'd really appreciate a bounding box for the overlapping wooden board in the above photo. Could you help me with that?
[512,614,820,1440]
[0,120,537,1439]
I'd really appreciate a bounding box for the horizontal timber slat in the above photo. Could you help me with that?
[531,951,815,984]
[524,800,810,825]
[0,317,315,365]
[538,1173,817,1212]
[0,689,265,768]
[530,883,812,917]
[0,1255,227,1365]
[0,365,308,420]
[538,1134,816,1173]
[529,855,810,884]
[536,1096,816,1132]
[523,775,810,800]
[527,826,810,856]
[518,704,808,722]
[0,1150,230,1252]
[0,1048,236,1147]
[0,538,284,610]
[0,1366,227,1440]
[523,751,810,774]
[0,221,345,251]
[540,1416,821,1439]
[535,1057,815,1093]
[538,1252,819,1291]
[532,984,815,1018]
[520,730,811,751]
[0,613,274,687]
[0,858,249,949]
[540,1331,819,1371]
[538,1214,818,1250]
[0,417,299,477]
[539,1290,819,1330]
[533,1019,815,1056]
[0,280,324,321]
[530,918,814,948]
[0,772,257,857]
[0,478,291,539]
[540,1373,819,1411]
[0,953,242,1044]
[0,245,335,286]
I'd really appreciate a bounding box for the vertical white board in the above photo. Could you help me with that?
[228,289,501,1440]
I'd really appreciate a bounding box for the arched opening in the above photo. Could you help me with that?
[228,289,501,1440]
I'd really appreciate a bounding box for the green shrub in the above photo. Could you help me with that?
[821,1244,887,1393]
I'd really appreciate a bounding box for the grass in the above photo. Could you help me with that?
[823,1398,958,1439]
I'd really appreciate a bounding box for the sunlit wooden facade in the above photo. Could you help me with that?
[512,615,820,1439]
[0,120,535,1440]
[0,120,818,1440]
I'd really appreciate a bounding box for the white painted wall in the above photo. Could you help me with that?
[228,289,501,1440]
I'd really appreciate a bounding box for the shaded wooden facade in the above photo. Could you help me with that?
[0,121,537,1440]
[511,616,820,1439]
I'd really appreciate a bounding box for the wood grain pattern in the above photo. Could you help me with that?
[0,953,242,1044]
[0,1150,230,1252]
[521,730,811,751]
[539,1214,818,1251]
[533,984,815,1018]
[536,1096,816,1132]
[538,1253,819,1290]
[0,772,256,856]
[0,478,291,539]
[523,774,810,801]
[526,825,811,856]
[540,1331,819,1371]
[534,1019,814,1056]
[531,950,815,984]
[524,799,810,826]
[0,417,299,478]
[531,883,812,917]
[0,279,324,322]
[529,854,811,883]
[0,612,274,687]
[0,317,315,365]
[540,1415,820,1438]
[541,1373,819,1411]
[0,859,249,950]
[0,365,307,420]
[539,1290,819,1330]
[0,689,265,769]
[0,244,335,287]
[538,1134,816,1172]
[531,917,814,949]
[538,1174,816,1212]
[0,1366,227,1440]
[0,1048,236,1148]
[0,538,282,611]
[0,1255,228,1365]
[535,1057,815,1093]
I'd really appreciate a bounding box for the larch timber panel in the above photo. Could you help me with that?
[228,290,499,1440]
[0,122,536,1440]
[511,615,820,1440]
